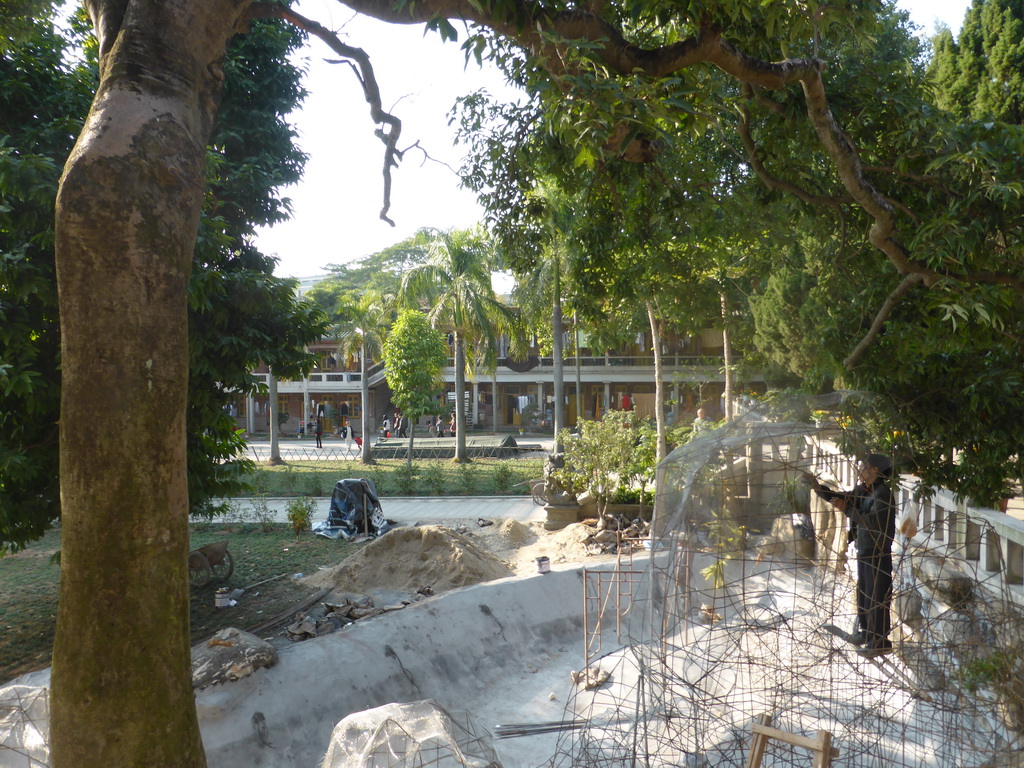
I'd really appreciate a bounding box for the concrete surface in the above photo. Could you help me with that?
[216,495,547,526]
[196,557,650,768]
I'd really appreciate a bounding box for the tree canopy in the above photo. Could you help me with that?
[380,309,448,432]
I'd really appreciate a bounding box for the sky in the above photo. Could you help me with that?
[257,0,972,279]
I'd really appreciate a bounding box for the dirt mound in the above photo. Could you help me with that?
[303,525,513,595]
[548,523,597,561]
[497,518,532,546]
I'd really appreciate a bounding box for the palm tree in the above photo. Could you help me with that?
[504,183,588,452]
[400,228,515,461]
[332,292,391,464]
[512,244,571,448]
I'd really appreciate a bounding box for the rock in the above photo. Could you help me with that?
[191,628,278,690]
[570,666,611,690]
[916,556,975,610]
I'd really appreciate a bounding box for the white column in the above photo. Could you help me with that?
[604,382,611,415]
[472,382,479,426]
[302,378,310,427]
[245,393,255,434]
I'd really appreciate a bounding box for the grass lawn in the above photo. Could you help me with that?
[0,524,355,684]
[247,457,544,497]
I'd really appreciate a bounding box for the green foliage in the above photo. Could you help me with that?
[552,410,656,517]
[0,20,92,552]
[312,228,436,306]
[393,463,418,496]
[699,508,747,588]
[0,15,327,545]
[246,495,277,532]
[305,472,323,497]
[929,0,1024,124]
[187,18,327,515]
[455,462,478,495]
[285,497,315,537]
[610,486,655,505]
[381,310,449,423]
[422,463,447,495]
[249,457,543,496]
[491,461,515,493]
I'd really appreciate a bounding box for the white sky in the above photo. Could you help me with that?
[257,0,971,279]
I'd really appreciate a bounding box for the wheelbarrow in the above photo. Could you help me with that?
[188,540,234,587]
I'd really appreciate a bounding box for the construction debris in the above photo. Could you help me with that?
[570,665,611,690]
[190,628,278,690]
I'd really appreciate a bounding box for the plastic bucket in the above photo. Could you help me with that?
[536,556,550,574]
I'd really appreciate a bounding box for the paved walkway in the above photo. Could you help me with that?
[219,495,546,525]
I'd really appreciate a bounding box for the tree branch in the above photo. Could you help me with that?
[332,0,1024,351]
[843,273,925,370]
[737,99,850,208]
[247,2,402,225]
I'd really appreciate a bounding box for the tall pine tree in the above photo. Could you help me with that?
[930,0,1024,123]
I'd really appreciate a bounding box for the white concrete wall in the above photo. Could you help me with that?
[197,559,650,768]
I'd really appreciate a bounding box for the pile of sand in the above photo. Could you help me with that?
[304,526,513,595]
[496,518,532,547]
[546,523,599,562]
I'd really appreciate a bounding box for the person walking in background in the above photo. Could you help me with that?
[381,415,390,438]
[692,407,711,433]
[449,411,457,438]
[314,417,323,449]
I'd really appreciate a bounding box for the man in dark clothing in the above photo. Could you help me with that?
[314,418,324,449]
[805,454,896,657]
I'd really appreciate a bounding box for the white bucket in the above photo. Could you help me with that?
[215,588,230,609]
[536,556,550,574]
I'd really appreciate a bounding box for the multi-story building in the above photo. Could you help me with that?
[235,327,761,438]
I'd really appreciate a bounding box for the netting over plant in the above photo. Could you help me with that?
[321,699,501,768]
[551,395,1024,768]
[0,685,49,768]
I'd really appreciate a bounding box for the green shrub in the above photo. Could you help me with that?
[367,466,387,496]
[306,472,323,497]
[455,463,478,495]
[286,497,316,537]
[248,469,269,494]
[393,463,418,496]
[249,494,276,532]
[611,487,655,505]
[281,465,297,492]
[422,463,446,495]
[491,462,515,494]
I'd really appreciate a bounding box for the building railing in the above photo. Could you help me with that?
[807,437,1024,606]
[526,354,722,369]
[252,352,726,391]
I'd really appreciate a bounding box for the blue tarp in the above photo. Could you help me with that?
[313,478,390,540]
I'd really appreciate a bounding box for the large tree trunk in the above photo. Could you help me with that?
[268,370,283,464]
[51,3,243,766]
[646,300,667,461]
[454,331,468,461]
[551,268,564,451]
